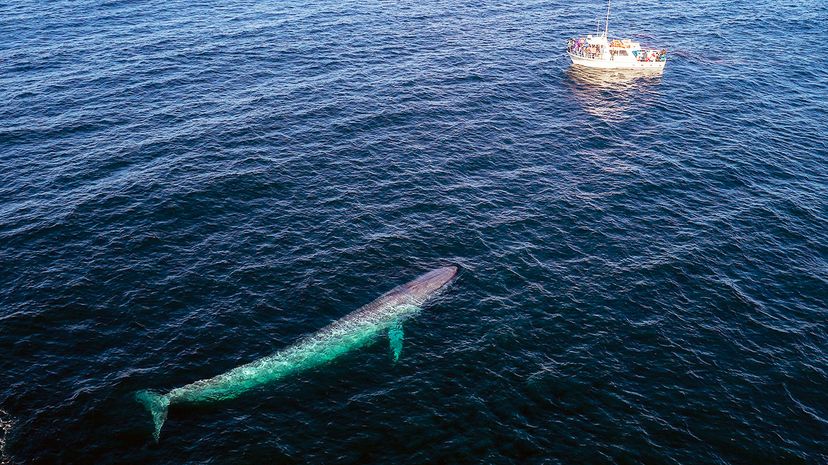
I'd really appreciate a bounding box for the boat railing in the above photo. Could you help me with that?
[632,49,667,62]
[567,49,602,60]
[567,40,603,59]
[567,38,666,62]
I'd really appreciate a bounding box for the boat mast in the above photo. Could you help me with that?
[604,0,611,37]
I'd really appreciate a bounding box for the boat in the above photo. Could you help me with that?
[567,0,666,71]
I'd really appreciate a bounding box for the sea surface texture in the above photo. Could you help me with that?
[1,0,826,463]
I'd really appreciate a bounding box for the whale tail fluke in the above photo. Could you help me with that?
[136,390,170,442]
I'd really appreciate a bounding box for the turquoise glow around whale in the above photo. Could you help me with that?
[136,266,457,441]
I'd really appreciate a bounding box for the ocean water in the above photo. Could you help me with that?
[1,0,827,463]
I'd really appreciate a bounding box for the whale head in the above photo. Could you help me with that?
[397,265,458,305]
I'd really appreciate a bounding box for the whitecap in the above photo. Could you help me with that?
[0,410,11,465]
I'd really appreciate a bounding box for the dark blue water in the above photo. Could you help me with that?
[1,0,827,463]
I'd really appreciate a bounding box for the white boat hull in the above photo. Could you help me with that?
[568,52,665,71]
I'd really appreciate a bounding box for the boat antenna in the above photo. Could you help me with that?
[604,0,611,37]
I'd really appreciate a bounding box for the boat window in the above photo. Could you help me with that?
[617,50,628,56]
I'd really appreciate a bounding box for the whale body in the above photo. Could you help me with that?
[136,265,458,440]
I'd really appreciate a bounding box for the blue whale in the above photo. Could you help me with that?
[136,265,458,440]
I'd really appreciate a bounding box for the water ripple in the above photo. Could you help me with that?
[1,0,827,463]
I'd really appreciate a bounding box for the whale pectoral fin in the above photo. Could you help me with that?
[388,321,404,362]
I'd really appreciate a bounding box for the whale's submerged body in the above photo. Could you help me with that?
[136,266,458,440]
